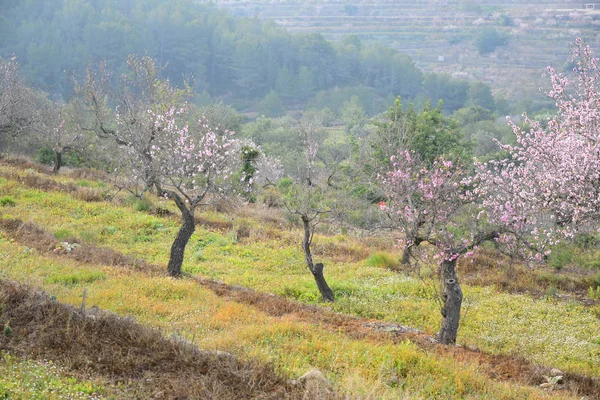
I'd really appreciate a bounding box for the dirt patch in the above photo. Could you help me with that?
[0,279,324,399]
[1,216,599,399]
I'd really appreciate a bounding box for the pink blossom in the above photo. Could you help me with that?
[475,39,600,259]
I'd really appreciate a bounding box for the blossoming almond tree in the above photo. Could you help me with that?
[381,40,600,345]
[131,106,239,276]
[379,152,500,344]
[379,152,466,265]
[476,39,600,259]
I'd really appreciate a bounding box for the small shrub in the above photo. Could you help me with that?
[35,147,55,166]
[367,252,400,270]
[538,272,567,287]
[126,195,154,212]
[214,197,237,213]
[100,226,118,236]
[152,206,173,217]
[261,186,282,207]
[547,246,574,270]
[195,232,227,249]
[588,286,600,301]
[134,235,152,243]
[581,252,600,269]
[281,286,320,302]
[236,222,251,239]
[135,197,154,212]
[419,266,435,279]
[277,177,293,191]
[543,286,558,299]
[74,188,103,202]
[145,220,166,233]
[226,230,238,244]
[0,196,16,207]
[3,323,12,337]
[330,282,361,297]
[54,229,74,241]
[574,233,600,249]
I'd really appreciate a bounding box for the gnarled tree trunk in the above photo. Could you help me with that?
[167,194,195,277]
[401,244,413,265]
[312,262,334,302]
[401,237,423,266]
[53,150,62,174]
[301,215,335,302]
[438,258,462,345]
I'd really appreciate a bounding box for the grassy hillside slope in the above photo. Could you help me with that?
[0,159,599,399]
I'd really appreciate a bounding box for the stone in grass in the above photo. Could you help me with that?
[290,368,332,397]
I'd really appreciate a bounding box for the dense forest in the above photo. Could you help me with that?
[1,0,502,116]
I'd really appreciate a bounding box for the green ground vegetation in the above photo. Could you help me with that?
[0,163,598,398]
[0,352,105,399]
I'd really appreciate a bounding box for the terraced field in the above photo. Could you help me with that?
[209,0,600,100]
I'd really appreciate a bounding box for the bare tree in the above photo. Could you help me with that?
[282,111,340,302]
[0,57,44,152]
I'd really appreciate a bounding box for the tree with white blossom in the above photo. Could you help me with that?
[133,106,239,276]
[74,55,191,194]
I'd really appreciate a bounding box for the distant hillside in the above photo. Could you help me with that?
[0,0,539,116]
[207,0,600,101]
